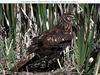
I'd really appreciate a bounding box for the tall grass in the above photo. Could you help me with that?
[0,4,16,70]
[0,4,99,74]
[74,4,98,74]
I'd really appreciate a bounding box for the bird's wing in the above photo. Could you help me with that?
[41,26,72,48]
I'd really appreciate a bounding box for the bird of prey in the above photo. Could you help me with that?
[11,13,73,72]
[26,14,73,57]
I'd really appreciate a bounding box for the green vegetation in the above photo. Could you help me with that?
[0,4,99,75]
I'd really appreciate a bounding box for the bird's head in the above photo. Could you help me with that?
[62,14,73,23]
[58,14,73,27]
[58,14,73,34]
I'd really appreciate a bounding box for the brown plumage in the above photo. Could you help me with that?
[11,14,73,72]
[26,14,73,57]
